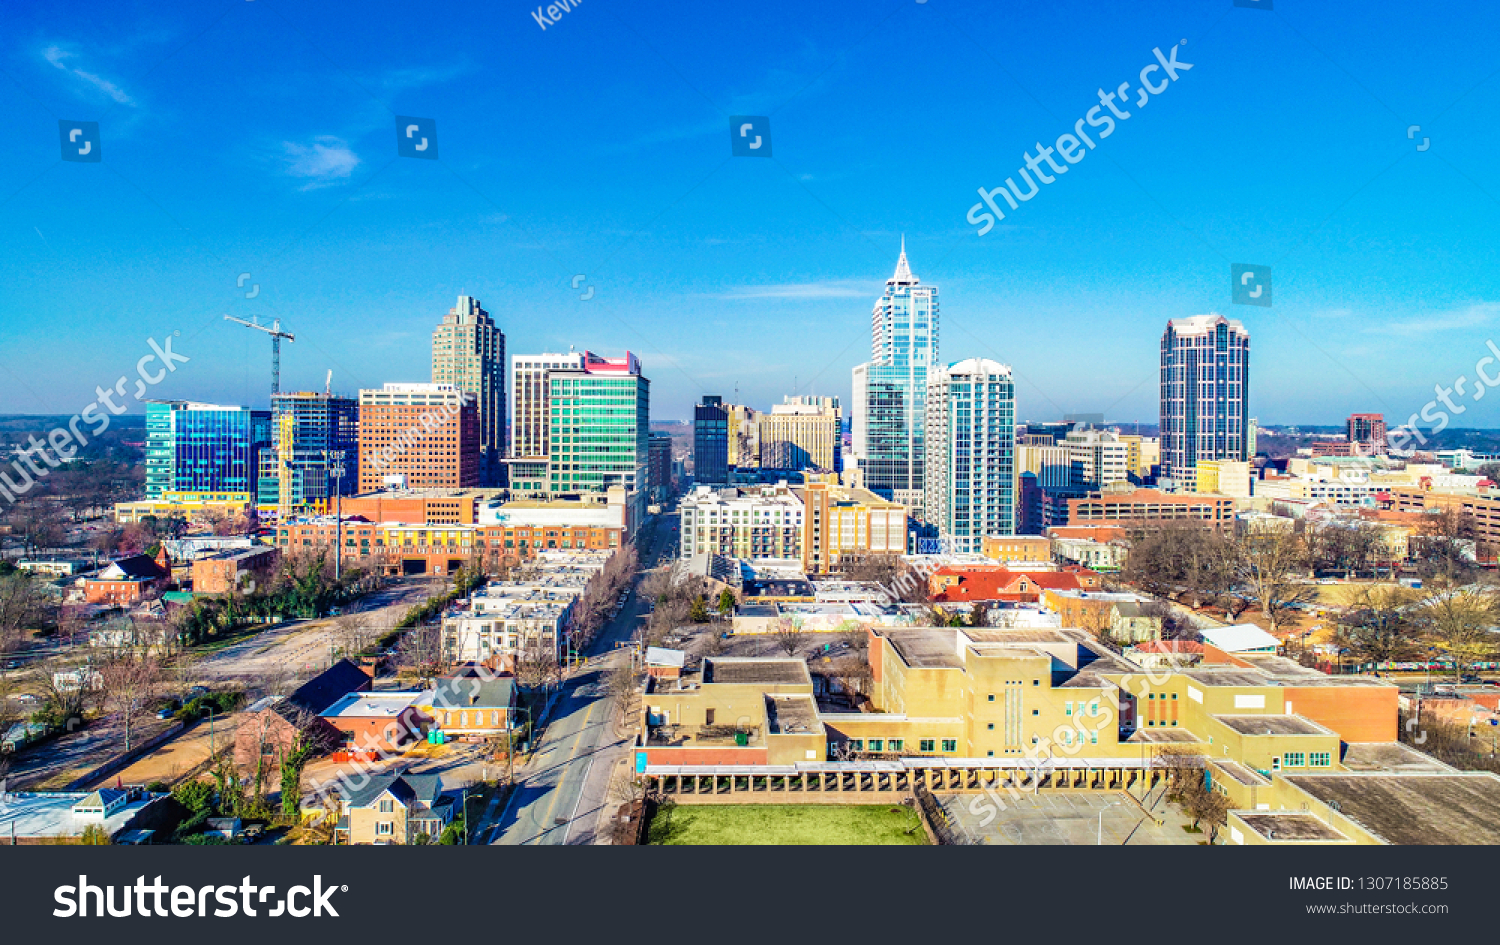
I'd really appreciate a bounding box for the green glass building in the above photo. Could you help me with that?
[546,352,649,497]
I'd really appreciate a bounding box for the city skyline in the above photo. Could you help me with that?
[3,0,1500,430]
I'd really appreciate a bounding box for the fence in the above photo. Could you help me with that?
[913,783,978,845]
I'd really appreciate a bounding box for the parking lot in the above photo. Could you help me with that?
[938,790,1205,845]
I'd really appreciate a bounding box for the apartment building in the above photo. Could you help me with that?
[679,482,804,560]
[757,396,841,471]
[793,480,906,574]
[357,383,479,492]
[1068,488,1235,530]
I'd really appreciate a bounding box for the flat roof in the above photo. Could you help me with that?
[765,695,820,735]
[885,630,964,669]
[702,658,811,687]
[1182,669,1276,688]
[1340,742,1453,773]
[1216,715,1332,736]
[1235,812,1350,842]
[1284,773,1500,845]
[321,691,421,719]
[1212,759,1271,786]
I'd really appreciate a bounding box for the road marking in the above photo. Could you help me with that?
[560,755,593,845]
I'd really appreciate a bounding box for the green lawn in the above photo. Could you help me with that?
[646,803,928,845]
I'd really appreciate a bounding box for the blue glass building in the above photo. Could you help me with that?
[144,401,272,498]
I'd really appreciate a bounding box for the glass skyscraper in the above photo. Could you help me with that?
[546,352,649,497]
[145,401,272,498]
[1159,314,1251,485]
[432,295,505,485]
[924,358,1015,554]
[693,395,729,486]
[851,240,940,519]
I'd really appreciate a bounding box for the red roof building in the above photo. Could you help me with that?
[929,566,1103,603]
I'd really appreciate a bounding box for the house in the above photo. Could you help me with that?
[192,546,280,594]
[205,817,244,842]
[84,549,172,604]
[335,771,453,845]
[232,659,373,769]
[425,672,517,738]
[929,566,1103,603]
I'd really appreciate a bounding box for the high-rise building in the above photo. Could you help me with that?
[1062,428,1131,492]
[679,482,804,560]
[256,391,359,512]
[851,240,940,519]
[924,358,1015,554]
[510,352,586,461]
[546,352,649,501]
[1347,413,1388,455]
[792,480,906,574]
[431,296,505,484]
[357,383,479,492]
[1160,314,1251,485]
[693,395,729,486]
[145,402,271,499]
[757,396,841,471]
[648,433,674,502]
[726,403,759,469]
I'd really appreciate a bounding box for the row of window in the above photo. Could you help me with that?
[846,738,959,754]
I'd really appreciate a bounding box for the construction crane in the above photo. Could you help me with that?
[223,315,295,395]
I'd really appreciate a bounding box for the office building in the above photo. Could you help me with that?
[546,352,649,503]
[693,395,730,486]
[923,358,1015,555]
[757,396,841,471]
[1068,487,1235,531]
[851,240,940,519]
[727,403,759,469]
[1347,413,1388,455]
[1195,459,1252,498]
[1062,427,1130,491]
[1160,314,1251,484]
[431,296,505,485]
[144,401,271,500]
[648,433,674,502]
[357,383,479,492]
[256,391,359,513]
[510,351,586,463]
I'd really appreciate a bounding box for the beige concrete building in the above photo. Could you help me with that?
[794,480,906,574]
[757,396,841,471]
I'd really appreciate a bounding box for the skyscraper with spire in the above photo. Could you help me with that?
[850,239,940,520]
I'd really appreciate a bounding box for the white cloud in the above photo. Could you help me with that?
[719,281,868,300]
[42,45,133,105]
[283,137,361,189]
[1366,302,1500,336]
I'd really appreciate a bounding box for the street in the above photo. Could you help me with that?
[487,512,677,845]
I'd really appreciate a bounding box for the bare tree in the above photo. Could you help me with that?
[99,650,164,753]
[395,622,443,685]
[514,647,560,692]
[0,572,48,656]
[771,618,805,657]
[1234,530,1315,635]
[1423,586,1500,683]
[1331,584,1422,669]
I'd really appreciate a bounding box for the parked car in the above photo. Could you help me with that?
[156,707,174,720]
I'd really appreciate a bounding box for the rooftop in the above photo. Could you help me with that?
[1284,773,1500,845]
[1339,742,1453,773]
[321,691,422,719]
[1215,714,1332,737]
[765,695,820,735]
[1211,759,1271,787]
[1235,811,1350,843]
[702,658,811,687]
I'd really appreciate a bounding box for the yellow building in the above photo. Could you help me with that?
[756,397,841,471]
[114,492,254,523]
[1194,460,1251,498]
[793,481,906,574]
[980,535,1052,566]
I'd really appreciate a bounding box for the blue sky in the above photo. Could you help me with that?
[2,0,1499,428]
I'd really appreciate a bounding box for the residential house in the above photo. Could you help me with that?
[336,771,453,845]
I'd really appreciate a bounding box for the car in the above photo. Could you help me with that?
[3,660,19,670]
[156,708,174,720]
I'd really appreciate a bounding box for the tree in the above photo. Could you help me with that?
[968,601,991,628]
[688,595,711,623]
[514,648,560,691]
[277,710,322,819]
[1120,520,1236,609]
[1422,586,1500,682]
[771,618,805,657]
[716,588,736,615]
[1304,520,1386,578]
[99,651,164,754]
[1140,599,1196,642]
[1233,530,1315,635]
[0,572,47,655]
[1331,584,1422,669]
[395,622,443,685]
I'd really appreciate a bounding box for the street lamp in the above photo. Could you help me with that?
[323,450,347,583]
[1097,800,1123,845]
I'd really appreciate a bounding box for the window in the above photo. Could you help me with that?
[378,799,394,813]
[868,739,883,752]
[1090,701,1099,717]
[941,739,957,752]
[987,694,995,702]
[376,822,393,835]
[849,739,863,751]
[887,739,902,752]
[1283,752,1306,768]
[1310,752,1331,767]
[1090,730,1098,745]
[1032,679,1039,687]
[1065,702,1073,716]
[919,739,935,752]
[1032,709,1039,716]
[986,722,995,731]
